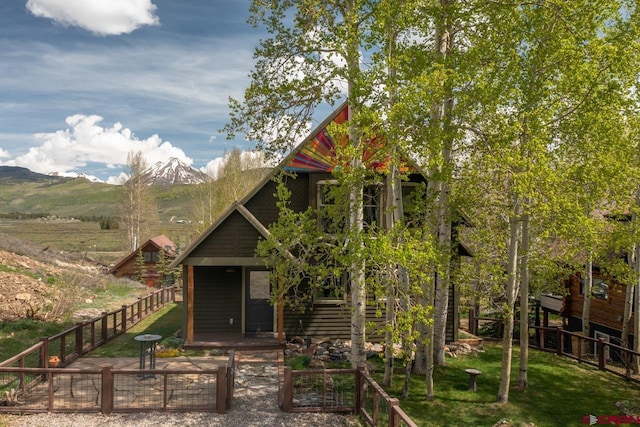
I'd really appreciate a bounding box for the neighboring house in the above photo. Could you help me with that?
[170,102,470,347]
[109,235,177,287]
[555,267,634,352]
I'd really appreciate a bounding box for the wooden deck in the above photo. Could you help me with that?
[186,333,285,351]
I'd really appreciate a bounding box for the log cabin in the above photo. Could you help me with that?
[559,267,635,351]
[169,102,470,348]
[108,235,176,287]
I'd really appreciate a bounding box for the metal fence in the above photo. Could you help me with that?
[0,286,243,414]
[280,366,418,427]
[0,365,231,413]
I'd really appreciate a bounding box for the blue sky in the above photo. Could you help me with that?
[0,0,268,183]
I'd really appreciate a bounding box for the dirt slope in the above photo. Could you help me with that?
[0,248,101,322]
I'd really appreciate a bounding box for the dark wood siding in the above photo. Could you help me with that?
[283,301,386,342]
[190,211,262,258]
[447,284,458,342]
[193,266,242,333]
[244,174,311,227]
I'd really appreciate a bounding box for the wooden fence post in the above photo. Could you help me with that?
[540,327,546,350]
[137,298,143,321]
[150,292,155,312]
[356,365,365,415]
[101,312,108,342]
[40,337,49,368]
[216,366,228,414]
[75,323,84,356]
[388,397,400,427]
[598,338,606,371]
[556,327,563,356]
[121,305,127,333]
[101,366,114,414]
[283,367,293,412]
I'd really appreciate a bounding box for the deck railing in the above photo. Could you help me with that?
[280,366,418,427]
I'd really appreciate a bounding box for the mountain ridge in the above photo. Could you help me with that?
[143,157,210,186]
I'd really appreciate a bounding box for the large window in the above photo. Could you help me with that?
[317,180,380,231]
[315,271,349,303]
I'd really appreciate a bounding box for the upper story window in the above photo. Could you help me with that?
[317,180,380,231]
[315,270,349,304]
[143,251,158,263]
[591,279,608,300]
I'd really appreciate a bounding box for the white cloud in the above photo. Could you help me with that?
[26,0,159,36]
[1,114,191,182]
[0,147,10,158]
[202,150,273,179]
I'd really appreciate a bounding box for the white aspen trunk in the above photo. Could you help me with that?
[433,190,452,366]
[621,243,635,349]
[383,281,395,386]
[425,318,435,401]
[412,316,428,374]
[497,204,521,403]
[582,256,593,355]
[633,243,640,373]
[344,0,366,369]
[629,187,640,373]
[431,0,454,367]
[517,213,530,388]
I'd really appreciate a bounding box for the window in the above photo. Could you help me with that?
[363,185,381,228]
[580,277,608,300]
[317,180,339,232]
[143,251,158,263]
[317,180,380,231]
[592,279,608,300]
[315,271,348,303]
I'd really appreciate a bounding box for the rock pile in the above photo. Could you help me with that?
[285,336,483,365]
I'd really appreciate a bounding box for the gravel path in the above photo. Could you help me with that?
[1,363,356,427]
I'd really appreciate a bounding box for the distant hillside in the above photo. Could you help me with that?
[0,166,67,183]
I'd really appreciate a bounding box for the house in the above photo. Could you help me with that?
[169,102,469,348]
[554,267,634,351]
[108,235,177,287]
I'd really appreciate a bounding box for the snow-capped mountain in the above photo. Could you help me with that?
[143,158,210,185]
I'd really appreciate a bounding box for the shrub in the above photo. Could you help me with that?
[286,355,311,370]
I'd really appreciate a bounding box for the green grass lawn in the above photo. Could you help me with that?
[4,301,639,426]
[374,344,640,427]
[87,302,186,357]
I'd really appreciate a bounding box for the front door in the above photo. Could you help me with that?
[245,270,273,334]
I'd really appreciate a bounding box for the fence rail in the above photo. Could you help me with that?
[280,366,418,427]
[1,286,176,371]
[0,348,235,414]
[468,309,640,383]
[0,365,230,413]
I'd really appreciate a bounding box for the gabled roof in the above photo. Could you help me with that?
[169,100,424,268]
[284,101,414,173]
[109,235,177,273]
